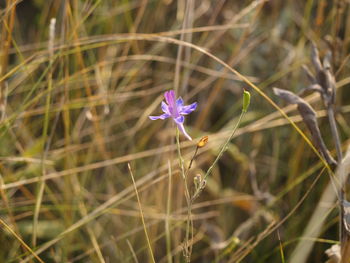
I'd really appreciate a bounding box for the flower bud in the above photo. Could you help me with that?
[197,136,209,148]
[242,90,251,113]
[194,174,201,189]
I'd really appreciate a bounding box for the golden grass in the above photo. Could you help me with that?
[0,1,349,262]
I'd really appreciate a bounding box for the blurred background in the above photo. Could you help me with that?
[0,0,349,262]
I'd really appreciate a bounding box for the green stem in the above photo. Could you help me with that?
[176,128,192,262]
[205,110,245,180]
[165,160,173,263]
[193,110,246,200]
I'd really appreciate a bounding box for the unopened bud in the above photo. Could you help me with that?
[194,174,201,182]
[197,136,209,148]
[194,174,201,189]
[242,90,251,113]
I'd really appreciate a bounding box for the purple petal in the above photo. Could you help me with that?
[149,113,170,120]
[179,102,197,115]
[174,116,184,124]
[161,101,170,114]
[177,123,192,141]
[176,97,184,108]
[164,90,175,107]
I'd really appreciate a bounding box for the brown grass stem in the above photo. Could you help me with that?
[128,163,156,263]
[0,217,45,263]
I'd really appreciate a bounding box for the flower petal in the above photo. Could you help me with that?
[164,90,175,107]
[177,123,192,141]
[161,101,170,114]
[176,97,184,108]
[174,115,184,124]
[149,113,170,120]
[179,102,197,115]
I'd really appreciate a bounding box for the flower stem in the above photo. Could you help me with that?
[206,110,245,180]
[193,109,246,200]
[176,128,192,262]
[165,160,173,263]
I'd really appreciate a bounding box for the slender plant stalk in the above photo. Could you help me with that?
[327,106,343,162]
[32,18,56,247]
[277,230,286,263]
[192,109,247,201]
[187,146,199,174]
[327,105,345,248]
[128,163,156,263]
[175,128,192,262]
[185,146,199,260]
[126,239,139,263]
[327,97,349,261]
[205,110,245,180]
[166,160,173,263]
[177,92,249,262]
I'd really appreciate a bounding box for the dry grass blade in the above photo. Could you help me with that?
[0,217,44,263]
[128,163,156,263]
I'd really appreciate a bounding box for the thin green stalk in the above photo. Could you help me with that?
[175,128,191,204]
[184,146,200,260]
[277,231,285,263]
[166,160,173,263]
[205,110,245,179]
[32,18,56,247]
[192,109,246,200]
[175,128,192,262]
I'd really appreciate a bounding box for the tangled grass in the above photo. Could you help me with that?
[0,0,349,262]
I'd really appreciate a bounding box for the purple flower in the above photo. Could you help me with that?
[149,90,197,140]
